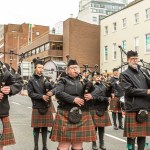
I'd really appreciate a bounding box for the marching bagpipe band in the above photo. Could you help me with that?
[0,50,24,140]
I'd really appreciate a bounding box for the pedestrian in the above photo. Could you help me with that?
[85,72,111,150]
[27,58,54,150]
[0,62,22,150]
[120,50,150,150]
[109,68,124,130]
[50,59,96,150]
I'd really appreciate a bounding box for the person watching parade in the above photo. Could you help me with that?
[109,68,124,130]
[50,59,96,150]
[120,50,150,150]
[0,62,22,150]
[27,58,54,150]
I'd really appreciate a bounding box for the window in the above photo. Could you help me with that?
[40,45,44,52]
[31,49,36,55]
[122,40,126,58]
[45,43,50,51]
[134,37,139,52]
[146,34,150,52]
[134,13,139,24]
[92,16,97,22]
[122,18,126,28]
[104,26,108,35]
[104,46,108,61]
[146,8,150,20]
[113,43,117,60]
[113,22,117,32]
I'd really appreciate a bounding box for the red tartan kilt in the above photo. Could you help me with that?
[89,109,112,127]
[124,111,150,137]
[31,107,54,127]
[0,117,15,146]
[50,109,96,142]
[109,97,122,112]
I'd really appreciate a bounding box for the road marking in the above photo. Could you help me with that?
[12,102,21,105]
[105,133,126,143]
[105,133,137,146]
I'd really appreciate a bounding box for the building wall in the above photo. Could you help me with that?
[100,0,150,73]
[63,18,100,70]
[2,23,49,70]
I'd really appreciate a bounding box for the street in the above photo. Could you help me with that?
[3,94,150,150]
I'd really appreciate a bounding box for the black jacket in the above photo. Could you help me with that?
[0,70,22,117]
[109,76,124,97]
[91,82,109,111]
[27,74,53,109]
[56,75,89,110]
[120,65,150,111]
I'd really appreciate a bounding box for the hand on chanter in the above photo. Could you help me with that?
[73,97,84,106]
[1,86,11,95]
[42,95,49,101]
[84,93,93,101]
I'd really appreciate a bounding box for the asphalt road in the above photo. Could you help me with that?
[3,94,150,150]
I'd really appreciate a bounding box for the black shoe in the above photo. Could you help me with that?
[34,146,38,150]
[114,125,118,130]
[99,144,106,150]
[92,141,98,150]
[119,126,124,130]
[42,146,48,150]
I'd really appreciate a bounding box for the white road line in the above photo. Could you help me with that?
[12,102,21,105]
[105,133,126,143]
[105,133,137,146]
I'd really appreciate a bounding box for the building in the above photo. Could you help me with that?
[78,0,127,25]
[63,18,100,69]
[100,0,150,73]
[0,23,49,70]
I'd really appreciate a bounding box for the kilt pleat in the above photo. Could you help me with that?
[109,97,122,112]
[50,109,96,142]
[90,109,112,127]
[124,112,150,137]
[0,117,15,146]
[31,107,53,127]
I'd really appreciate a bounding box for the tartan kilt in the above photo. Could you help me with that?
[89,109,112,127]
[124,111,150,137]
[0,117,15,146]
[109,97,122,112]
[31,107,54,127]
[50,109,96,142]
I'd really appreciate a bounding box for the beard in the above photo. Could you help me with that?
[128,62,138,69]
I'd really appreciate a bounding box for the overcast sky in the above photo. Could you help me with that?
[0,0,134,27]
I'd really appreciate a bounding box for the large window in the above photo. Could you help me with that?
[134,13,139,24]
[122,40,126,58]
[146,8,150,20]
[113,43,117,60]
[146,33,150,52]
[134,37,139,52]
[104,46,108,61]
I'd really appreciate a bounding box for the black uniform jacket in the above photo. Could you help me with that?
[0,70,22,117]
[120,65,150,111]
[91,82,109,111]
[27,74,53,109]
[55,75,88,110]
[109,76,124,97]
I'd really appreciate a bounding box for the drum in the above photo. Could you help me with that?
[43,61,67,82]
